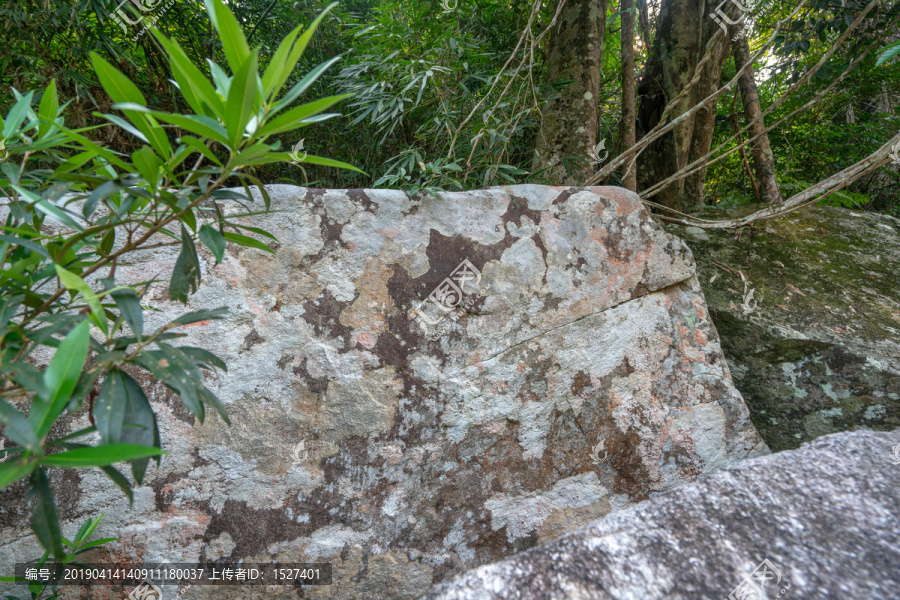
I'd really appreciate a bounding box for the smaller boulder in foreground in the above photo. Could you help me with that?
[421,429,900,600]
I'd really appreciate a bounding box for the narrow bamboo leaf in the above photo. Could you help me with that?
[179,136,222,166]
[135,351,204,421]
[25,195,85,232]
[257,95,350,137]
[261,22,304,97]
[98,113,148,143]
[223,231,275,254]
[30,468,64,560]
[34,320,90,438]
[1,91,35,140]
[98,228,116,256]
[90,54,146,104]
[168,224,202,303]
[0,460,36,489]
[131,146,160,187]
[76,513,107,543]
[169,306,228,326]
[198,225,225,264]
[0,400,40,451]
[0,363,47,401]
[270,3,339,99]
[272,56,342,113]
[150,30,224,118]
[84,179,122,219]
[226,53,260,148]
[179,346,227,372]
[0,234,50,259]
[197,385,230,425]
[100,278,142,338]
[39,444,165,467]
[93,370,128,444]
[37,80,59,138]
[55,266,107,335]
[210,0,251,74]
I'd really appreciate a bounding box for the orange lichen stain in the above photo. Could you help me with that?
[516,362,526,373]
[183,320,211,328]
[354,330,377,349]
[694,328,708,346]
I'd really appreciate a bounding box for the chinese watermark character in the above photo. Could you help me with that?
[725,558,791,600]
[410,259,485,339]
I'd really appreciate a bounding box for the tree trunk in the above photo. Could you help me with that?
[730,31,783,203]
[532,0,608,185]
[684,13,733,205]
[619,0,637,191]
[636,0,704,212]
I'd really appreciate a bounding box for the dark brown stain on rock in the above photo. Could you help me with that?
[240,328,265,353]
[299,288,352,344]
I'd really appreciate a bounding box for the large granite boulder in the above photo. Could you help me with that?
[667,205,900,452]
[421,428,900,600]
[0,185,766,599]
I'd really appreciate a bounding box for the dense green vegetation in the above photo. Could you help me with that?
[2,0,897,210]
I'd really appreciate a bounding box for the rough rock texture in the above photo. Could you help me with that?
[422,429,900,600]
[0,185,767,598]
[667,205,900,452]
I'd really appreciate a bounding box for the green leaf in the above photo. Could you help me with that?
[101,466,135,504]
[170,306,228,326]
[199,225,226,264]
[90,53,146,105]
[116,108,230,147]
[272,56,342,113]
[0,233,50,259]
[226,52,260,148]
[179,136,222,166]
[1,91,35,140]
[268,3,339,100]
[39,444,165,467]
[150,30,224,118]
[135,350,204,421]
[93,370,129,445]
[876,40,900,66]
[267,152,364,173]
[90,53,171,157]
[179,346,227,372]
[209,0,251,74]
[0,363,47,400]
[223,231,275,254]
[257,95,350,137]
[30,468,64,560]
[261,22,304,98]
[168,224,202,303]
[131,146,160,187]
[37,80,59,138]
[0,400,40,451]
[100,278,143,338]
[0,460,36,489]
[33,320,90,438]
[98,228,116,256]
[55,266,107,335]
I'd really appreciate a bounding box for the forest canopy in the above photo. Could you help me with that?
[2,0,898,217]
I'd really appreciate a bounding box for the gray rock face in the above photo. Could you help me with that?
[669,206,900,452]
[0,185,766,598]
[422,429,900,600]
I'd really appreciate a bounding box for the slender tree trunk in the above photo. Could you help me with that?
[636,0,704,212]
[619,0,637,191]
[684,12,733,205]
[532,0,608,185]
[730,31,783,203]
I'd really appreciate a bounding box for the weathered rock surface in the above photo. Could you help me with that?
[0,185,767,598]
[668,205,900,452]
[422,428,900,600]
